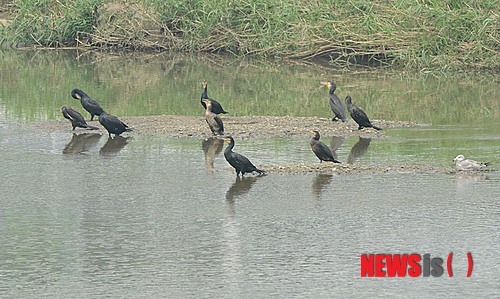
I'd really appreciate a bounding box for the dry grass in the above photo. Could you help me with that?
[2,0,499,71]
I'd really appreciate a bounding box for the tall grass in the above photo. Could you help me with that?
[2,0,99,47]
[1,0,498,71]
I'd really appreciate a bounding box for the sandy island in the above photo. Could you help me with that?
[34,115,488,175]
[36,115,425,138]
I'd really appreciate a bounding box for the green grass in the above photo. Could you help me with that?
[2,0,99,47]
[1,0,498,71]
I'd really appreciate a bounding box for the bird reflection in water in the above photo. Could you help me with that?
[330,136,346,161]
[63,133,102,155]
[312,174,333,199]
[347,137,372,164]
[202,137,224,172]
[456,172,490,189]
[226,176,261,203]
[99,136,131,156]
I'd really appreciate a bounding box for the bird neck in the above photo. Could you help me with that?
[225,140,235,153]
[72,89,87,100]
[346,98,352,109]
[329,85,336,95]
[202,85,208,99]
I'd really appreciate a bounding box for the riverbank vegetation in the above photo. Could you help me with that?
[1,0,498,71]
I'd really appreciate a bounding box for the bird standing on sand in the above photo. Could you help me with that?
[71,89,104,121]
[310,130,341,163]
[98,111,133,138]
[223,136,266,176]
[345,95,382,131]
[453,155,490,171]
[202,99,224,135]
[61,106,99,131]
[322,81,348,122]
[200,80,228,115]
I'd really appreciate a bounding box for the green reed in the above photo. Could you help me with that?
[1,0,498,71]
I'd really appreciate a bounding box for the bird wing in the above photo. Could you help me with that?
[66,107,86,124]
[315,141,335,161]
[121,120,130,128]
[62,106,87,125]
[461,159,486,170]
[233,152,255,168]
[329,95,347,120]
[83,98,104,113]
[215,115,224,133]
[351,105,371,124]
[99,113,120,128]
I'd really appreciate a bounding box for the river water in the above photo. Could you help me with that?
[0,50,498,298]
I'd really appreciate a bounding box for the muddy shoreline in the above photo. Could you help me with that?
[33,114,485,175]
[35,114,427,138]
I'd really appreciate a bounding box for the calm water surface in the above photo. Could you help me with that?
[0,51,498,298]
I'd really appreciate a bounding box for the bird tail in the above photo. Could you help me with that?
[221,111,228,114]
[333,159,341,164]
[255,169,267,176]
[372,125,383,131]
[125,128,134,132]
[84,125,99,130]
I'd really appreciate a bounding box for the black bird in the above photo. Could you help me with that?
[61,106,99,130]
[310,130,341,163]
[345,96,382,131]
[202,99,224,135]
[71,89,104,121]
[98,111,133,138]
[200,80,228,114]
[223,136,266,176]
[322,81,348,122]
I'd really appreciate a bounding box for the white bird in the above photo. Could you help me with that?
[453,155,490,171]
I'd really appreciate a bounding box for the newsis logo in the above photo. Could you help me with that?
[360,253,473,278]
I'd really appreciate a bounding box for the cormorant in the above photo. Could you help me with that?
[200,80,228,114]
[310,130,341,163]
[223,136,266,176]
[71,89,104,121]
[453,155,490,171]
[322,81,348,122]
[202,99,224,135]
[61,106,99,130]
[345,96,382,131]
[98,111,133,138]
